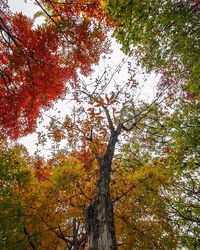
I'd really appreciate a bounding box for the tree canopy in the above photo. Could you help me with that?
[0,0,199,249]
[0,0,110,139]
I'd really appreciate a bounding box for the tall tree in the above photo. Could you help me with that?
[1,1,199,249]
[0,144,176,249]
[42,61,175,249]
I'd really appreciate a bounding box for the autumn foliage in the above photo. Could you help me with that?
[0,0,109,139]
[0,1,199,249]
[0,145,176,249]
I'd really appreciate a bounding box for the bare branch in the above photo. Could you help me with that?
[34,0,57,25]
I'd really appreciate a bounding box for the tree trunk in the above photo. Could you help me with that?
[85,162,117,250]
[72,218,79,250]
[85,134,118,250]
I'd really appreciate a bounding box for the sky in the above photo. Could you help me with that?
[7,0,159,158]
[8,0,39,18]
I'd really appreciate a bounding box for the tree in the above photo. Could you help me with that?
[0,0,109,139]
[41,60,176,249]
[0,58,178,249]
[159,97,200,249]
[0,144,177,250]
[1,1,199,249]
[125,82,200,248]
[0,145,92,250]
[106,0,200,93]
[0,145,40,250]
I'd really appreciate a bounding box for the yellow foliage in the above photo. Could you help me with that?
[99,0,108,9]
[0,145,175,249]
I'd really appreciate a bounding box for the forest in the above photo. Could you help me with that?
[0,0,199,249]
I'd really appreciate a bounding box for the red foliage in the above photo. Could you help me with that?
[34,158,51,181]
[71,149,95,170]
[39,0,112,24]
[0,0,110,139]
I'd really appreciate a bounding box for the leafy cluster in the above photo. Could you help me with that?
[0,145,176,249]
[107,0,200,93]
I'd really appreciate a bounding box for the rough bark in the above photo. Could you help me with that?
[85,132,120,250]
[72,218,79,250]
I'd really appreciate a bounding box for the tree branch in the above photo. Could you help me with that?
[102,105,115,135]
[112,183,136,204]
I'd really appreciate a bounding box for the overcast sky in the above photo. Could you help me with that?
[8,0,39,17]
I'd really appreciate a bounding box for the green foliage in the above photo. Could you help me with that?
[128,95,200,248]
[107,0,200,92]
[0,146,40,250]
[52,158,82,189]
[0,145,33,188]
[164,98,200,171]
[168,171,200,249]
[163,98,200,248]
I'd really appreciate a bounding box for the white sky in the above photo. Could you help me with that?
[8,0,159,158]
[8,0,38,16]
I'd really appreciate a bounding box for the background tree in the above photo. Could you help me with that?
[106,0,200,94]
[125,83,200,248]
[160,97,200,249]
[0,145,94,250]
